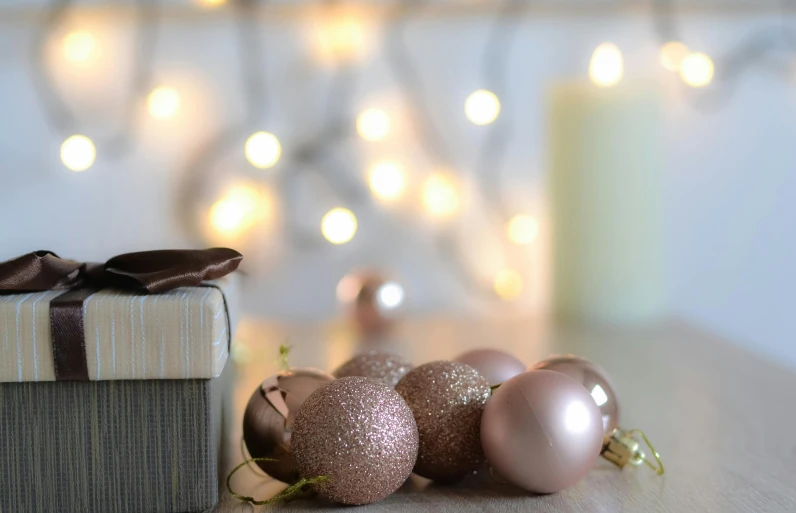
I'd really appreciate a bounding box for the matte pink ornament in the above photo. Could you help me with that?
[481,370,604,494]
[454,348,526,386]
[530,355,620,434]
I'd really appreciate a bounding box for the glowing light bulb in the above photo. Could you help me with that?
[147,86,180,119]
[680,52,714,88]
[208,185,268,237]
[60,135,96,172]
[422,173,459,218]
[506,214,539,245]
[465,89,501,125]
[368,161,405,201]
[589,43,624,87]
[245,132,282,169]
[322,207,358,245]
[377,281,405,310]
[493,269,523,300]
[356,108,390,141]
[659,41,690,72]
[62,31,96,64]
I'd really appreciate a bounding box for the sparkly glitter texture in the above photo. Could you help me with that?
[291,377,419,505]
[395,361,491,482]
[333,350,414,388]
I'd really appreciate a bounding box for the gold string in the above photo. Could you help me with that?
[226,457,329,505]
[278,343,292,371]
[628,429,665,475]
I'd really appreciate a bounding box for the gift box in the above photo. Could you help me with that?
[0,249,242,513]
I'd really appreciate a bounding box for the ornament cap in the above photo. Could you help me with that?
[601,428,664,475]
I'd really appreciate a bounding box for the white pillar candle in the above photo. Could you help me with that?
[548,84,665,324]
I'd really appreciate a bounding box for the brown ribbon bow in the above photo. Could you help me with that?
[0,248,243,381]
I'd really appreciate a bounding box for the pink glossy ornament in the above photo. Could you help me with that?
[453,348,526,386]
[530,355,620,434]
[481,370,604,494]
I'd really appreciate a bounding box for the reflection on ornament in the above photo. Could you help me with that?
[292,377,418,505]
[337,272,403,335]
[60,135,96,172]
[243,368,334,484]
[530,354,620,434]
[465,89,501,125]
[481,370,603,493]
[589,43,623,87]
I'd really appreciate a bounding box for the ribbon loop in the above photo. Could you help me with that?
[0,251,84,291]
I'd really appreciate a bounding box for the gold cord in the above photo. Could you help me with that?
[226,457,328,505]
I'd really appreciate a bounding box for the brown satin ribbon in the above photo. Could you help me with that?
[0,248,243,381]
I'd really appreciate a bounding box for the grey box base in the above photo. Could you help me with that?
[0,366,230,513]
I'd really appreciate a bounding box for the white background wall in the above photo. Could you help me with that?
[2,2,795,367]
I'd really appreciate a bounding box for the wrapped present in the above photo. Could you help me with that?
[0,249,242,513]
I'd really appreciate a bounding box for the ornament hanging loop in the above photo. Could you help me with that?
[601,428,664,475]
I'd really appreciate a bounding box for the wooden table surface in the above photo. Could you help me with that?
[212,316,796,512]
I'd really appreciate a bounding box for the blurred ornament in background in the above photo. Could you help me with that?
[61,135,96,172]
[680,52,715,88]
[245,131,282,169]
[659,41,690,72]
[481,370,604,494]
[333,350,413,388]
[589,42,623,87]
[395,361,490,482]
[454,348,525,386]
[292,377,419,505]
[321,207,358,244]
[242,368,334,484]
[465,89,501,125]
[530,355,620,434]
[337,272,405,336]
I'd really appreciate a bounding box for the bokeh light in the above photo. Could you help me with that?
[245,132,282,169]
[62,31,96,64]
[680,52,715,88]
[589,43,623,87]
[356,108,390,141]
[197,0,227,8]
[659,41,690,72]
[312,10,371,64]
[322,207,358,244]
[493,269,523,300]
[377,282,405,310]
[422,173,460,218]
[147,86,181,120]
[465,89,501,125]
[507,214,539,245]
[208,185,269,238]
[60,135,96,172]
[368,161,406,201]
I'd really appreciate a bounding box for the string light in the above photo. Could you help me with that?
[312,10,370,64]
[589,43,623,87]
[465,89,501,125]
[368,161,405,201]
[321,207,358,244]
[356,108,390,141]
[245,132,282,169]
[197,0,227,8]
[62,31,96,64]
[506,214,538,245]
[422,173,459,218]
[147,86,180,120]
[208,185,268,238]
[680,52,715,88]
[493,269,523,300]
[659,41,690,72]
[376,281,405,310]
[60,135,96,172]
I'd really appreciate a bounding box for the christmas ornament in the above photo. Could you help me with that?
[480,369,604,494]
[453,348,525,386]
[530,354,620,434]
[337,272,404,336]
[395,361,490,482]
[242,367,334,483]
[333,350,413,388]
[291,377,419,505]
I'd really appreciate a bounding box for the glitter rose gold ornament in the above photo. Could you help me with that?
[242,368,334,483]
[333,350,413,388]
[454,348,526,386]
[530,355,620,434]
[292,377,419,505]
[481,370,604,494]
[395,361,491,482]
